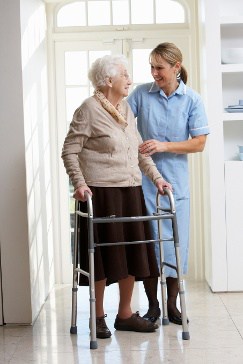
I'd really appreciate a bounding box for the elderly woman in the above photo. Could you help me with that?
[62,54,172,339]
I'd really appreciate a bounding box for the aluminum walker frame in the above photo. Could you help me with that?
[70,188,190,349]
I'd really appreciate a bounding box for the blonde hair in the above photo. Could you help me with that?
[150,42,188,84]
[88,54,128,89]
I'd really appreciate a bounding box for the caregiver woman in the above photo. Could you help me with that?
[127,42,209,325]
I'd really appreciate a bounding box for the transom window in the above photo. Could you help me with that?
[56,0,186,27]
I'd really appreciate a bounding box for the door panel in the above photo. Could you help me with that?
[55,40,123,282]
[127,36,191,87]
[55,35,192,283]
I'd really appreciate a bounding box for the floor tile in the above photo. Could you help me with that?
[1,280,243,364]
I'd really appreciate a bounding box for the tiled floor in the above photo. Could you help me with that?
[1,280,243,363]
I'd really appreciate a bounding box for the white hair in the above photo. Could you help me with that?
[88,54,128,89]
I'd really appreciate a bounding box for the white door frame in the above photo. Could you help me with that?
[54,30,193,283]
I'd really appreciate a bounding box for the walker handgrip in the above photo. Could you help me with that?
[156,187,176,213]
[84,191,93,217]
[75,191,93,217]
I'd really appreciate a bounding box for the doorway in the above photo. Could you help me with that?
[54,33,193,282]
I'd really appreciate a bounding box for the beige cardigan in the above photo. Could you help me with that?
[61,96,163,189]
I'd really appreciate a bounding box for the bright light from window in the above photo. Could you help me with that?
[56,0,186,27]
[65,50,111,121]
[66,88,89,122]
[22,5,46,69]
[112,0,129,25]
[156,0,185,23]
[88,1,110,25]
[132,49,153,83]
[65,52,88,85]
[89,50,111,66]
[131,0,153,24]
[57,1,86,27]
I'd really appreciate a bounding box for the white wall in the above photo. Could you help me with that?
[198,0,228,291]
[186,0,208,281]
[0,0,32,324]
[0,0,55,324]
[20,0,55,321]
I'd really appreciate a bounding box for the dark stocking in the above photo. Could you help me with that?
[143,277,159,307]
[166,277,181,317]
[142,277,160,320]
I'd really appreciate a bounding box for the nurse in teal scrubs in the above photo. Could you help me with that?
[127,42,209,325]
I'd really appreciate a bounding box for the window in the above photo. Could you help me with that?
[56,0,186,28]
[64,49,109,121]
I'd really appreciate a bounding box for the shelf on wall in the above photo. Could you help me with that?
[220,16,243,24]
[223,112,243,121]
[224,160,243,163]
[221,64,243,73]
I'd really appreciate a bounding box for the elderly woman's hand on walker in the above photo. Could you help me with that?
[155,178,173,195]
[73,186,93,202]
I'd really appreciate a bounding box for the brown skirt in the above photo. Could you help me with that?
[78,186,159,286]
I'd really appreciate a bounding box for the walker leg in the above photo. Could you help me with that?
[178,276,190,340]
[70,286,78,334]
[172,216,190,340]
[160,273,169,326]
[87,211,98,349]
[70,201,80,335]
[89,255,97,349]
[157,217,169,325]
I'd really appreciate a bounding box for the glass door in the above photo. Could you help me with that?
[55,39,123,282]
[127,35,192,88]
[55,35,192,282]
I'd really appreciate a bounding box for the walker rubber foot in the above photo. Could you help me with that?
[162,318,170,325]
[90,340,98,349]
[182,332,190,340]
[70,326,77,334]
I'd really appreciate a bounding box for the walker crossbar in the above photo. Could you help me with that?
[84,213,173,224]
[95,237,174,247]
[70,187,190,348]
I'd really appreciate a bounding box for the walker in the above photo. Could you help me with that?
[70,188,190,349]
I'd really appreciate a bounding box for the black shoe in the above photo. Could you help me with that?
[114,312,158,332]
[168,313,189,326]
[96,314,111,339]
[143,306,161,323]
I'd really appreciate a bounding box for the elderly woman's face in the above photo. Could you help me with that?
[110,65,132,98]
